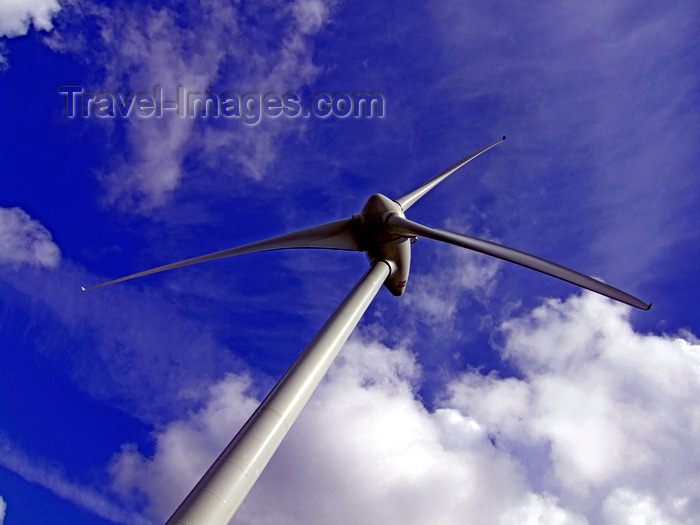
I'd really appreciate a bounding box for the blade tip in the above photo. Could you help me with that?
[502,135,506,140]
[81,286,86,292]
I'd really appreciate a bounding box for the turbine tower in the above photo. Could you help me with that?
[84,137,650,524]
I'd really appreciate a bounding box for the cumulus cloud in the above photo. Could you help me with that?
[109,373,259,519]
[0,434,149,524]
[0,0,61,37]
[447,292,700,522]
[108,292,700,524]
[0,207,60,268]
[0,495,5,525]
[109,338,582,524]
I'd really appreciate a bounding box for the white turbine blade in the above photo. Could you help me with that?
[82,218,359,291]
[386,214,651,310]
[394,136,506,212]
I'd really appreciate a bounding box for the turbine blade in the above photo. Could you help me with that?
[83,218,359,291]
[394,136,506,212]
[386,214,651,310]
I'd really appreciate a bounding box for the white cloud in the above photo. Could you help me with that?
[447,292,700,522]
[0,434,150,524]
[293,0,331,35]
[8,243,695,524]
[404,217,501,326]
[109,338,583,524]
[93,4,225,211]
[0,0,61,37]
[603,488,686,525]
[428,0,698,282]
[108,373,259,519]
[50,0,335,212]
[403,277,458,324]
[441,217,502,297]
[0,207,60,268]
[0,42,8,71]
[106,293,699,523]
[0,495,5,525]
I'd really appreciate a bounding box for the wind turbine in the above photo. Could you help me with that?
[84,136,650,525]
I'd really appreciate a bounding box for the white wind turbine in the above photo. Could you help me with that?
[84,137,650,524]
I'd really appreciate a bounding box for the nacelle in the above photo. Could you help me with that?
[352,193,412,296]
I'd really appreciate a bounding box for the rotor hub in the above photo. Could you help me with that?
[352,193,411,296]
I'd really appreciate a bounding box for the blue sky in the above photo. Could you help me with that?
[1,0,699,523]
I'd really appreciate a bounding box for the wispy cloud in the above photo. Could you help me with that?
[0,207,61,269]
[0,257,241,421]
[0,0,61,38]
[0,434,150,524]
[94,2,229,211]
[403,216,501,329]
[426,0,699,283]
[0,207,239,421]
[47,0,336,213]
